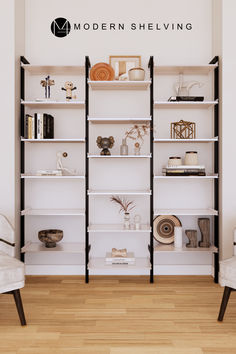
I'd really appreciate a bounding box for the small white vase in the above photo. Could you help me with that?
[124,213,130,229]
[120,139,128,155]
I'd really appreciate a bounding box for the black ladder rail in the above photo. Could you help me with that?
[209,55,219,283]
[85,56,91,283]
[148,56,154,283]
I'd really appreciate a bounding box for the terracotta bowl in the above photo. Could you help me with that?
[38,229,63,248]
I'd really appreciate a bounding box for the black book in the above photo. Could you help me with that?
[44,114,54,139]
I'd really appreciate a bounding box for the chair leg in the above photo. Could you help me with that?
[12,289,26,326]
[218,286,232,321]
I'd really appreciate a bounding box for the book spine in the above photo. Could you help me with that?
[43,114,47,139]
[36,114,41,139]
[24,115,28,139]
[28,116,32,139]
[46,114,54,139]
[31,116,35,139]
[40,115,43,139]
[34,114,37,139]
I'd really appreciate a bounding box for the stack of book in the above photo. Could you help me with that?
[23,113,54,139]
[105,252,135,265]
[163,165,206,176]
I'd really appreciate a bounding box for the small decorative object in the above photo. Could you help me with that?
[90,62,114,81]
[61,81,77,101]
[185,230,198,248]
[38,229,63,248]
[185,151,198,166]
[198,218,211,247]
[174,75,203,97]
[171,120,196,139]
[36,169,62,176]
[40,75,55,99]
[120,139,128,155]
[56,151,75,175]
[96,136,115,155]
[134,214,141,230]
[112,248,127,258]
[109,56,141,80]
[124,123,150,155]
[134,142,141,155]
[106,251,135,264]
[174,226,183,249]
[110,196,135,230]
[168,156,182,167]
[128,67,145,81]
[153,215,182,244]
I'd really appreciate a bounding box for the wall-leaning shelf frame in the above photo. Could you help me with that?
[153,56,219,283]
[85,56,154,283]
[20,56,86,267]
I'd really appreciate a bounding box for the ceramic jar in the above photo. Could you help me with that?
[185,151,198,165]
[168,156,182,167]
[128,67,145,81]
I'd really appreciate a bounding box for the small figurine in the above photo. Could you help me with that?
[40,76,55,99]
[134,142,141,155]
[96,136,115,155]
[61,81,77,101]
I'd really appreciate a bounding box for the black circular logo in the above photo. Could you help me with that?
[51,18,71,38]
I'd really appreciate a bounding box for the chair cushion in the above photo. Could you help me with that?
[219,256,236,288]
[0,251,25,293]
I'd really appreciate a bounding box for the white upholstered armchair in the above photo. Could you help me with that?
[0,214,26,325]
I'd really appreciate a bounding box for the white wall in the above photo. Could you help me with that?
[0,0,25,256]
[213,0,236,260]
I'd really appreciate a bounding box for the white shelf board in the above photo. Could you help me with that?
[88,257,151,270]
[88,154,151,158]
[88,189,151,195]
[154,244,218,253]
[154,64,218,75]
[154,175,218,180]
[88,80,151,90]
[153,137,218,143]
[88,224,151,233]
[21,64,84,75]
[21,208,85,216]
[154,100,218,109]
[21,100,85,108]
[21,138,85,143]
[21,174,85,179]
[154,208,218,216]
[21,242,84,253]
[88,117,151,124]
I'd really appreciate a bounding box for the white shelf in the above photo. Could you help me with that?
[88,189,151,195]
[154,64,218,75]
[88,257,151,270]
[154,208,218,216]
[21,100,85,108]
[88,117,151,124]
[88,224,151,233]
[88,154,151,158]
[21,242,84,254]
[88,80,151,90]
[21,64,84,75]
[154,175,218,180]
[154,244,218,253]
[21,174,85,179]
[154,138,218,143]
[154,100,218,109]
[21,138,85,143]
[21,208,85,216]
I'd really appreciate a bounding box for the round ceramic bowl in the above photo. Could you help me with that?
[128,67,145,81]
[38,229,63,248]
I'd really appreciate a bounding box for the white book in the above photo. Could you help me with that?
[105,252,135,262]
[166,165,205,170]
[35,113,44,139]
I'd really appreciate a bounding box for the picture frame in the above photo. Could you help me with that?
[109,55,141,80]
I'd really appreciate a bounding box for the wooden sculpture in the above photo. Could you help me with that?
[185,230,198,248]
[198,218,211,247]
[40,75,55,99]
[112,248,127,258]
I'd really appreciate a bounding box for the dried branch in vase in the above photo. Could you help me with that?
[124,123,150,145]
[110,196,135,214]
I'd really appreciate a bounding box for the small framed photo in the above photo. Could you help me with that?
[109,55,141,80]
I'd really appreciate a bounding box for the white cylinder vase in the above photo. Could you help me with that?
[174,226,183,249]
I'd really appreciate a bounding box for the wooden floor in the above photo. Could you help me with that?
[0,276,236,354]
